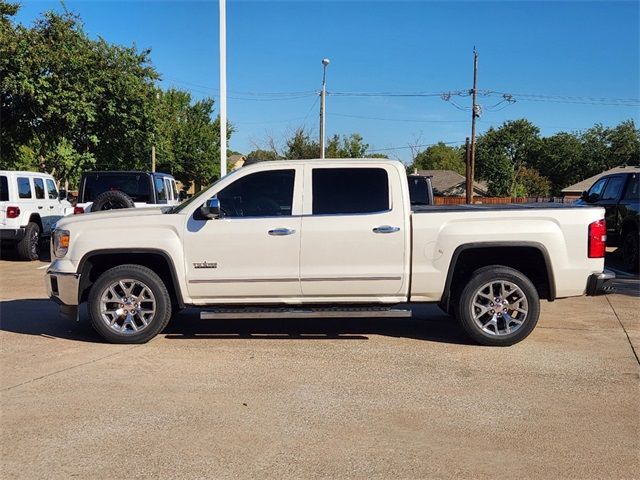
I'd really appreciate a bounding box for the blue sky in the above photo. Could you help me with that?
[14,0,640,162]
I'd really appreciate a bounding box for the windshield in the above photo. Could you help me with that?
[83,173,152,203]
[169,169,241,213]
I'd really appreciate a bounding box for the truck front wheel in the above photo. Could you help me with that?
[456,266,540,346]
[88,264,172,344]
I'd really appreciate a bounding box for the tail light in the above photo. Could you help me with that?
[588,219,607,258]
[6,206,20,219]
[73,206,84,214]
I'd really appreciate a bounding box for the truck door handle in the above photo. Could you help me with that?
[37,206,43,209]
[373,225,400,234]
[49,206,55,209]
[268,228,296,236]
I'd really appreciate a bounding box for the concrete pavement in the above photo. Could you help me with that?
[1,257,638,479]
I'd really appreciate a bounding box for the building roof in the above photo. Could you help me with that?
[561,165,640,194]
[416,169,488,195]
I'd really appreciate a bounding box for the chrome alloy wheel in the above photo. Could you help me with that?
[470,280,528,336]
[99,279,156,335]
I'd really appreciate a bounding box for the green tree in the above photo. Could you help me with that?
[412,142,465,174]
[1,4,233,189]
[283,128,320,159]
[475,119,541,196]
[531,132,584,194]
[609,120,640,167]
[514,166,551,197]
[246,149,280,161]
[154,88,225,189]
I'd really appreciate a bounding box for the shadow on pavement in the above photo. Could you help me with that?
[0,299,99,342]
[163,304,474,345]
[0,243,51,262]
[605,249,640,297]
[0,299,473,345]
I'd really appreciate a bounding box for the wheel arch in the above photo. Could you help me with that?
[77,249,184,308]
[440,242,555,314]
[27,213,43,231]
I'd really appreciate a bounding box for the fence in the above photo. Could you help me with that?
[434,196,573,205]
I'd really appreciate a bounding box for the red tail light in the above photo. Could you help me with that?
[6,206,20,219]
[73,206,84,214]
[588,219,607,258]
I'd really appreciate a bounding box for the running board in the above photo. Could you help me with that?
[200,306,412,320]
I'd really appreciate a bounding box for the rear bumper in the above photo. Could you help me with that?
[586,270,616,296]
[0,227,25,242]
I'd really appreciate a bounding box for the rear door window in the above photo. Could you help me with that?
[171,180,178,200]
[623,174,639,200]
[34,178,45,199]
[312,168,389,215]
[17,177,32,199]
[46,179,58,199]
[155,177,167,202]
[164,178,173,201]
[0,176,8,201]
[601,176,626,201]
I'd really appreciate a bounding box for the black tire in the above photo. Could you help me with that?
[456,265,540,346]
[88,264,172,344]
[16,222,40,261]
[92,190,135,211]
[622,230,639,272]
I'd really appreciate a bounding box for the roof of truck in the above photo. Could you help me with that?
[562,165,640,194]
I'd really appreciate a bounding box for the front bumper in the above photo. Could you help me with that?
[0,227,25,242]
[586,270,616,296]
[45,270,81,321]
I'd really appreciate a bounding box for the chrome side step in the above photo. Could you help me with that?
[200,306,412,320]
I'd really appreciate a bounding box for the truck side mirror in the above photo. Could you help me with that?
[200,198,221,220]
[179,191,187,201]
[59,189,67,201]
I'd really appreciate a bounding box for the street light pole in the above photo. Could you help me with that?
[319,58,330,159]
[219,0,227,177]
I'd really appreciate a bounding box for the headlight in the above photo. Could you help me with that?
[53,229,70,258]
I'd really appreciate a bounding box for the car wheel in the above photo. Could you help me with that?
[456,265,540,346]
[622,230,639,272]
[88,264,172,344]
[16,222,40,261]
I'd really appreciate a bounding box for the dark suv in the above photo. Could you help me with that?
[579,166,639,271]
[75,171,181,213]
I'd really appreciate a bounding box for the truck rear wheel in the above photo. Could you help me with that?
[88,264,172,344]
[456,265,540,346]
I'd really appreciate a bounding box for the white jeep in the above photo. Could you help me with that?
[0,170,72,260]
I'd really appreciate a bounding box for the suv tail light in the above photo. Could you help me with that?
[73,206,84,215]
[588,219,607,258]
[6,206,20,219]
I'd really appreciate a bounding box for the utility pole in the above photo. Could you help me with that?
[219,0,227,177]
[151,145,156,173]
[319,58,330,159]
[464,137,471,204]
[468,48,479,204]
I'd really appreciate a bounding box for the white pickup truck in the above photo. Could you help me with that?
[46,159,613,346]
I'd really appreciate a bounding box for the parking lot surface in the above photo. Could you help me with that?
[1,254,639,479]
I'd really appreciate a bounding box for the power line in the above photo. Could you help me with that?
[329,112,468,123]
[368,140,464,153]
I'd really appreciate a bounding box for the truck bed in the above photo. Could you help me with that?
[412,203,598,213]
